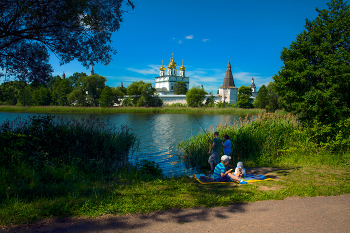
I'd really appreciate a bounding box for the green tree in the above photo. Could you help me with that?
[17,84,33,106]
[76,74,107,106]
[253,85,268,109]
[67,72,87,88]
[99,86,114,107]
[32,87,51,106]
[67,89,87,106]
[99,86,124,107]
[205,95,215,107]
[273,0,350,124]
[174,81,188,94]
[186,86,206,107]
[1,0,134,83]
[126,81,162,107]
[51,78,73,106]
[117,85,127,95]
[237,86,253,108]
[0,81,22,105]
[265,82,281,113]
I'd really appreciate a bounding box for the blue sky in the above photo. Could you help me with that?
[50,0,331,94]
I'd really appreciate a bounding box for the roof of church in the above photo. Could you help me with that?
[220,60,236,88]
[250,77,256,89]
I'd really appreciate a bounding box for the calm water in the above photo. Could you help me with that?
[0,112,249,176]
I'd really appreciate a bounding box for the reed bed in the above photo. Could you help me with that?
[178,113,336,170]
[0,115,139,201]
[0,105,266,115]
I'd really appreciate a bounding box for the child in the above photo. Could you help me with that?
[213,155,247,184]
[234,161,246,178]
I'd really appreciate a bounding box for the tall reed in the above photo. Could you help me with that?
[178,113,303,169]
[0,115,139,200]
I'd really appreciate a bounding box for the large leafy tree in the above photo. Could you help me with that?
[273,0,350,124]
[51,78,73,106]
[99,86,124,107]
[76,74,106,106]
[253,85,268,109]
[0,0,134,83]
[174,81,188,94]
[126,81,162,107]
[237,86,253,108]
[186,86,206,107]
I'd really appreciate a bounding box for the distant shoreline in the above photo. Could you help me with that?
[0,105,275,115]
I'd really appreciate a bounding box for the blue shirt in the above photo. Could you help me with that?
[223,139,231,155]
[213,163,226,180]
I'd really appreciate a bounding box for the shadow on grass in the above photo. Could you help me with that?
[244,166,300,179]
[6,202,249,233]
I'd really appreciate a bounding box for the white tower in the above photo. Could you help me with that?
[250,77,256,92]
[180,59,185,77]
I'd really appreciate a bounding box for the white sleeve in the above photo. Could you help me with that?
[234,167,239,174]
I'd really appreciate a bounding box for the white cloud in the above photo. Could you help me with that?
[172,37,176,39]
[178,40,182,44]
[126,65,159,75]
[185,35,194,39]
[202,39,209,42]
[232,72,273,88]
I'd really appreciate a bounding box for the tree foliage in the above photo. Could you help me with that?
[99,86,124,107]
[237,86,253,108]
[0,0,134,83]
[173,81,188,94]
[126,81,162,107]
[186,86,206,107]
[273,0,350,124]
[253,85,268,109]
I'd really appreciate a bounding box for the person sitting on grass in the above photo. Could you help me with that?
[213,155,247,184]
[234,161,246,178]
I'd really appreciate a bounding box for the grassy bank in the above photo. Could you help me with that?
[1,161,349,226]
[0,105,270,115]
[1,112,349,227]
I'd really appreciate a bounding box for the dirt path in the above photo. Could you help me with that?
[3,194,350,233]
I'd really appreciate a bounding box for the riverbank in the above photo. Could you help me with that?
[1,163,349,227]
[0,105,275,115]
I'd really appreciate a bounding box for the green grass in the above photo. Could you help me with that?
[0,161,349,226]
[0,105,267,115]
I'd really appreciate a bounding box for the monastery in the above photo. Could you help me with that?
[154,55,257,105]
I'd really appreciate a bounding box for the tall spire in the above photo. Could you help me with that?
[250,77,256,92]
[62,71,66,79]
[220,59,235,88]
[121,81,123,87]
[90,66,94,76]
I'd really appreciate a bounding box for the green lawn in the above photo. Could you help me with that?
[1,163,349,226]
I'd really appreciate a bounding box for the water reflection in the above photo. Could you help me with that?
[0,112,251,177]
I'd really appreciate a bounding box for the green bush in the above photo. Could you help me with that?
[0,115,139,200]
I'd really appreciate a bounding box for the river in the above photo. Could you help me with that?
[0,111,249,177]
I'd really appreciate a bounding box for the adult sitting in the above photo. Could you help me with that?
[213,155,247,184]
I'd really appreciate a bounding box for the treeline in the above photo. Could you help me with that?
[0,73,163,107]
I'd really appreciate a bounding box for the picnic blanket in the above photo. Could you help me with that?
[193,173,273,184]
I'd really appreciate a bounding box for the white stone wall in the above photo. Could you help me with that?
[159,95,221,105]
[219,88,238,104]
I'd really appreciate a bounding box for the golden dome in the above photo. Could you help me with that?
[180,59,185,70]
[160,60,165,71]
[168,53,177,68]
[168,58,177,68]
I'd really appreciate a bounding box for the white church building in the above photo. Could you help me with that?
[155,54,189,95]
